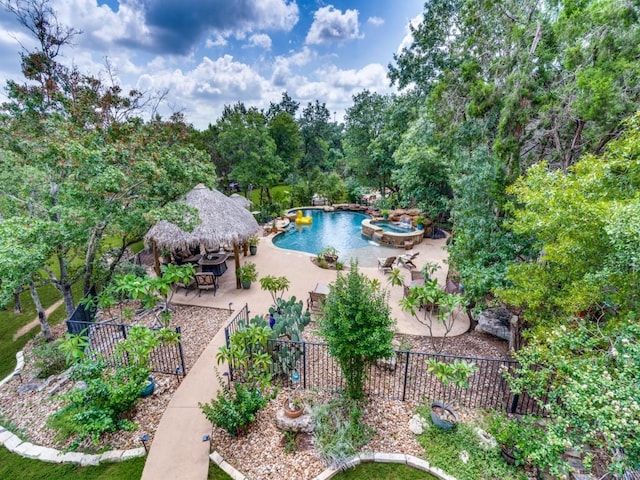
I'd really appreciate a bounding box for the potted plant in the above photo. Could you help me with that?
[414,216,427,230]
[248,235,259,255]
[237,262,258,289]
[282,395,305,418]
[381,209,390,220]
[425,358,477,430]
[320,246,338,263]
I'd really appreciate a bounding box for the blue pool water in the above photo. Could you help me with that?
[273,209,396,266]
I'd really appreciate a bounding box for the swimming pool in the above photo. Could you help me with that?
[272,209,396,267]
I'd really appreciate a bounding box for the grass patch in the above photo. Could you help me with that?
[208,463,232,479]
[0,446,145,479]
[249,185,291,207]
[332,462,437,479]
[415,410,528,480]
[0,281,83,379]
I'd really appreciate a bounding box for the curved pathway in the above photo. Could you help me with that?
[12,299,64,340]
[141,234,466,479]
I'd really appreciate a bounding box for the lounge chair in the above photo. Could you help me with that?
[377,256,397,273]
[398,252,419,269]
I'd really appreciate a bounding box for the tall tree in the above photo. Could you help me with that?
[216,108,284,203]
[298,100,332,172]
[0,0,216,326]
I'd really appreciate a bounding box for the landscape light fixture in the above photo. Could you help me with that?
[140,433,150,453]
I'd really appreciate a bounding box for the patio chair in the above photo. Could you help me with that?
[194,272,217,296]
[377,256,397,273]
[410,269,425,282]
[398,252,419,269]
[307,291,326,315]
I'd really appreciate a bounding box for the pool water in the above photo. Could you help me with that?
[373,220,415,234]
[273,209,396,267]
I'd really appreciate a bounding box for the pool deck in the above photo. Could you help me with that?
[141,232,467,480]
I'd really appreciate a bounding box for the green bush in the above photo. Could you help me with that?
[47,358,146,450]
[31,337,67,378]
[312,397,374,468]
[200,382,271,437]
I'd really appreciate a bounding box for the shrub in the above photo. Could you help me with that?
[319,260,395,399]
[312,397,374,468]
[200,382,271,437]
[31,337,67,378]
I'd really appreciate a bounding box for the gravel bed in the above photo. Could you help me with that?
[1,304,512,479]
[0,304,229,452]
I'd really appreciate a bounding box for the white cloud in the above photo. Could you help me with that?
[305,6,361,45]
[206,34,228,48]
[271,47,313,86]
[246,34,272,50]
[397,14,422,54]
[367,16,384,27]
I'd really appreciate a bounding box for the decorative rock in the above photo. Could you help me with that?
[459,450,469,464]
[406,456,430,471]
[409,414,429,435]
[474,427,497,449]
[210,451,224,465]
[275,410,314,433]
[0,428,13,445]
[374,452,406,463]
[80,454,101,466]
[121,447,146,460]
[376,352,397,371]
[14,442,41,459]
[17,383,41,394]
[475,307,513,340]
[4,433,23,451]
[38,447,64,463]
[100,450,125,463]
[60,451,85,464]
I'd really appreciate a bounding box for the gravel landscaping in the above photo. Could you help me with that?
[1,304,510,479]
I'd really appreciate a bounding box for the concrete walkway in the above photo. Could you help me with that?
[141,233,467,479]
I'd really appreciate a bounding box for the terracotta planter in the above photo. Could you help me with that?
[282,398,304,418]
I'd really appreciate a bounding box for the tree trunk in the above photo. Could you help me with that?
[61,283,75,318]
[13,291,22,314]
[83,221,106,295]
[29,281,52,341]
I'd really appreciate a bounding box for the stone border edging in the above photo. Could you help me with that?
[209,450,457,480]
[0,351,146,466]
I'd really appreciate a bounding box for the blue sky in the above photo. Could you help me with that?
[0,0,424,129]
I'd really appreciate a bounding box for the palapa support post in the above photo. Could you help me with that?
[233,244,241,289]
[152,241,162,277]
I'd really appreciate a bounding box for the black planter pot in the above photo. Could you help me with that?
[430,401,458,430]
[249,245,257,255]
[241,280,251,289]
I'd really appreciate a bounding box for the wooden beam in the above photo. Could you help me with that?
[233,244,241,289]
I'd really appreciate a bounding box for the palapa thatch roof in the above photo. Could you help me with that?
[144,184,259,251]
[229,193,253,209]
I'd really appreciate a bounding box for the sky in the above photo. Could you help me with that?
[0,0,424,130]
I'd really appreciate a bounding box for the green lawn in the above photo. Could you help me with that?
[0,283,64,379]
[0,446,145,479]
[249,185,292,207]
[332,462,437,479]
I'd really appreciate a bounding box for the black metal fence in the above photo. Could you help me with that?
[222,308,543,415]
[66,319,187,378]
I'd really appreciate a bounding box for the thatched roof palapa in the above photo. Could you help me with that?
[144,184,259,252]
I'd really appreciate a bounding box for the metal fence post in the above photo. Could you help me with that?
[401,350,411,401]
[302,341,307,390]
[176,326,187,377]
